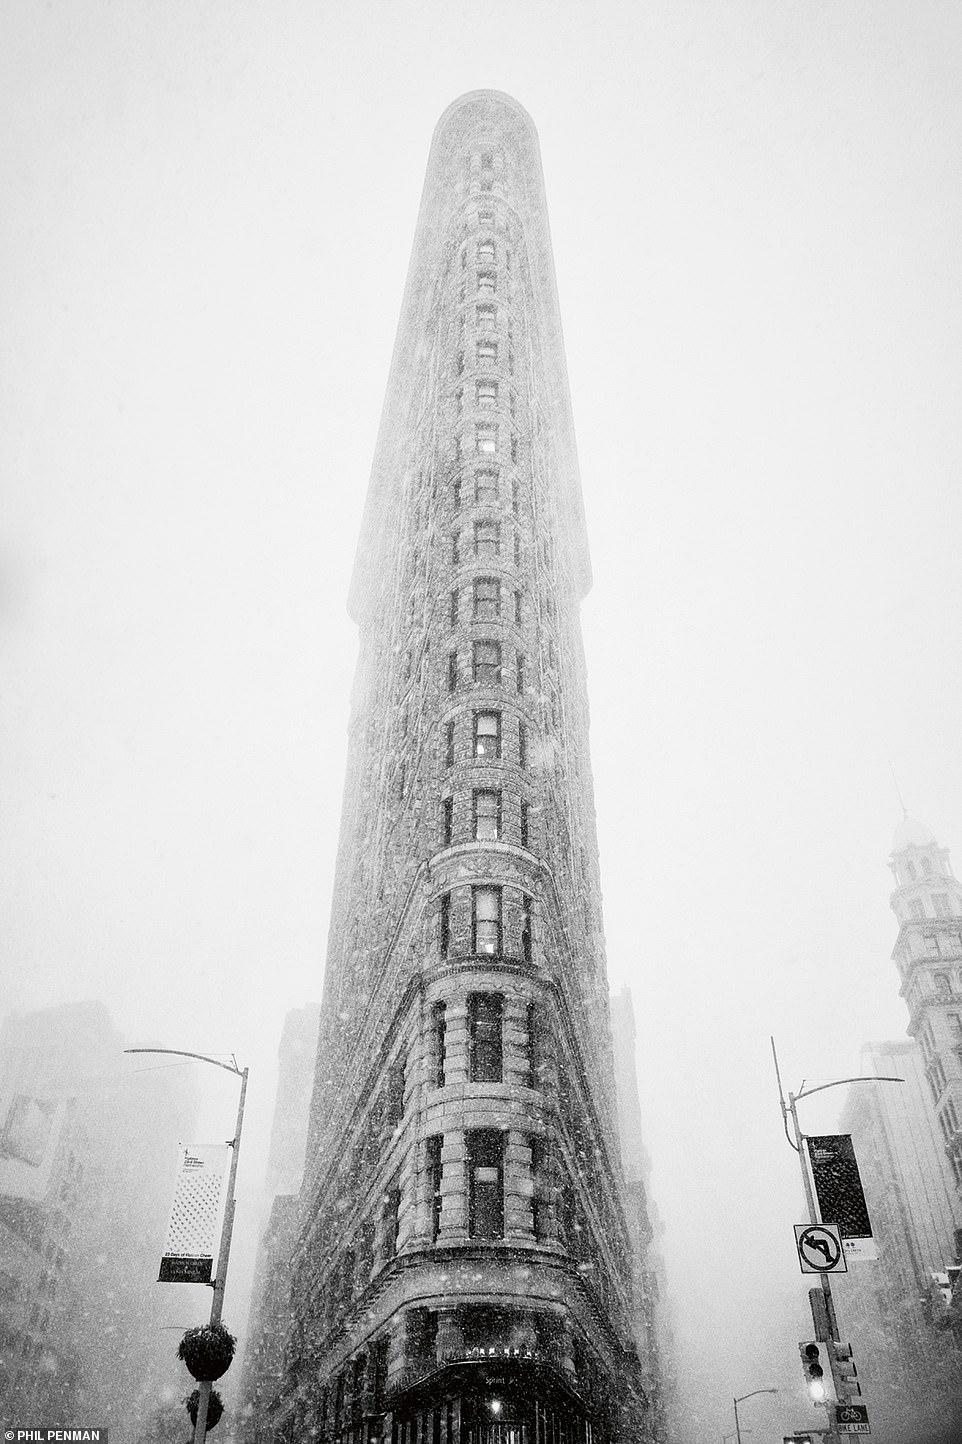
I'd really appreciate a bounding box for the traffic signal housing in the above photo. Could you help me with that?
[827,1340,860,1402]
[798,1341,827,1402]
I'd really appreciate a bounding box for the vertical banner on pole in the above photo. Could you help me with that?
[805,1134,878,1261]
[159,1144,230,1283]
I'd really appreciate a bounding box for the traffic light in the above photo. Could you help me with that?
[798,1340,827,1402]
[827,1340,861,1401]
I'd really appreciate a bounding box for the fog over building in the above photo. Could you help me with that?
[252,92,664,1444]
[0,1001,199,1437]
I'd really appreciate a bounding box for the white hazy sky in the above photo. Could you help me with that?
[3,3,962,1438]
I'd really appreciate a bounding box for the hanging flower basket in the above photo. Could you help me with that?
[177,1323,236,1381]
[186,1388,224,1432]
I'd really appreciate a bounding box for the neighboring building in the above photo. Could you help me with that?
[834,1041,962,1441]
[261,91,662,1444]
[609,988,674,1443]
[240,1003,321,1428]
[889,814,962,1194]
[0,1001,199,1437]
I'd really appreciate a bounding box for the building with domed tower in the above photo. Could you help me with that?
[250,93,663,1444]
[889,813,962,1192]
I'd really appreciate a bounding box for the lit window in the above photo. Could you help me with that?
[476,423,497,455]
[467,1128,503,1239]
[474,519,501,556]
[473,577,501,621]
[477,304,496,332]
[478,271,496,295]
[478,239,495,262]
[474,710,501,759]
[473,888,502,955]
[476,470,498,506]
[477,339,497,366]
[441,797,453,847]
[473,788,501,842]
[473,640,501,686]
[477,380,498,408]
[468,991,503,1076]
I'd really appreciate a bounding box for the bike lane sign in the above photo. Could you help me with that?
[794,1222,848,1274]
[832,1403,870,1434]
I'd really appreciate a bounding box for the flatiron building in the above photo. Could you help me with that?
[263,91,661,1444]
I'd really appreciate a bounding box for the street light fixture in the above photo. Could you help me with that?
[733,1387,777,1444]
[124,1047,248,1444]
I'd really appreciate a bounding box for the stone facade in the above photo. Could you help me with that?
[260,92,661,1444]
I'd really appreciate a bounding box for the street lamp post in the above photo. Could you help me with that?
[732,1387,777,1444]
[125,1047,248,1444]
[771,1038,902,1442]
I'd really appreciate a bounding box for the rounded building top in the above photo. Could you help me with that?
[892,814,935,852]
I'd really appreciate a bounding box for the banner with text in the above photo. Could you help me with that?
[159,1143,230,1284]
[805,1134,877,1261]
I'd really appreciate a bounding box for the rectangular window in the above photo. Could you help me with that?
[521,895,533,962]
[427,1135,443,1241]
[472,888,502,956]
[439,892,451,955]
[473,639,502,685]
[925,933,940,956]
[478,270,496,295]
[456,350,464,374]
[511,477,519,516]
[525,1002,544,1089]
[452,531,460,565]
[442,797,453,847]
[478,210,494,227]
[450,588,459,626]
[530,1135,547,1239]
[477,339,498,366]
[518,721,527,769]
[381,1183,401,1260]
[476,470,498,506]
[445,720,455,768]
[510,434,519,463]
[473,788,501,842]
[514,589,522,626]
[516,652,525,694]
[455,387,464,414]
[448,651,458,692]
[477,380,498,408]
[477,304,496,332]
[476,423,498,455]
[514,531,521,566]
[474,519,501,556]
[467,1129,504,1239]
[385,1056,406,1128]
[478,239,495,262]
[508,348,515,376]
[934,894,950,917]
[473,576,501,621]
[468,993,503,1078]
[520,799,530,849]
[431,1001,447,1087]
[474,710,501,759]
